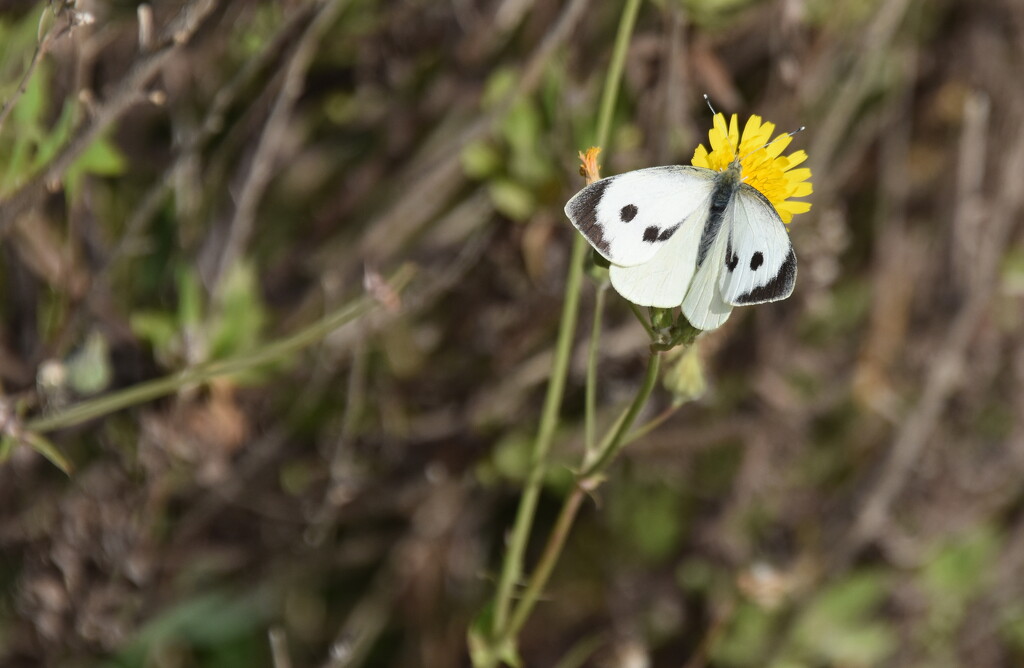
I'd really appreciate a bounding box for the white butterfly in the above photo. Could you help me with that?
[564,157,796,331]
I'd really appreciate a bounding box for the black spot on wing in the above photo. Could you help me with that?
[724,236,738,271]
[567,178,611,254]
[750,252,764,270]
[620,204,638,222]
[734,249,797,304]
[641,223,680,244]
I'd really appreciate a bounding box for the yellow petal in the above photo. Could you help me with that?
[779,200,812,214]
[742,115,763,142]
[765,134,792,158]
[690,113,813,223]
[713,113,729,143]
[786,167,812,182]
[789,182,813,197]
[692,145,710,168]
[784,150,808,168]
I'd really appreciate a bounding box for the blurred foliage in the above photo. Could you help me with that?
[0,0,1023,667]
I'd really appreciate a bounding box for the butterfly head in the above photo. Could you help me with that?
[722,154,744,181]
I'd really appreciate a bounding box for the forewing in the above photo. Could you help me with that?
[564,166,716,267]
[681,205,734,330]
[608,201,707,307]
[718,184,797,306]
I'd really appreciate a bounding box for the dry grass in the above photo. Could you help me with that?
[2,0,1024,666]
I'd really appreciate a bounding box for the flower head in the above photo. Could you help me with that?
[691,113,813,224]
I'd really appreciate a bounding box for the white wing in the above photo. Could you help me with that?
[564,166,716,267]
[718,184,797,306]
[681,204,734,330]
[607,200,709,307]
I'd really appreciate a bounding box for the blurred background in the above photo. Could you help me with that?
[1,0,1023,666]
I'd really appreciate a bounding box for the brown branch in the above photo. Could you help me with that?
[210,0,349,300]
[99,2,319,277]
[836,99,1024,566]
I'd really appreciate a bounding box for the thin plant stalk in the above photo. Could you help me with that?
[506,485,586,637]
[628,301,656,338]
[490,233,589,635]
[502,350,661,640]
[26,265,415,434]
[579,349,661,480]
[584,283,607,455]
[486,0,643,654]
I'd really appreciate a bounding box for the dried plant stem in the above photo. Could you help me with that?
[26,266,415,434]
[269,627,293,668]
[212,0,349,298]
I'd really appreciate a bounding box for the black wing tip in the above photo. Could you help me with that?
[565,178,612,255]
[732,249,797,305]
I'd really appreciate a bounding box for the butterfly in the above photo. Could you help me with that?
[564,154,797,331]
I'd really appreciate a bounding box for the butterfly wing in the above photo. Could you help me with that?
[718,184,797,306]
[607,199,710,307]
[564,166,716,267]
[681,201,734,330]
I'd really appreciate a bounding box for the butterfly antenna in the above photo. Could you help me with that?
[703,94,717,116]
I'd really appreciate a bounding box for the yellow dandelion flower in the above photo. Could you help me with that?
[691,113,813,224]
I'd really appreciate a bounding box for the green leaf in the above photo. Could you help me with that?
[711,602,773,666]
[999,603,1024,652]
[488,178,535,221]
[0,435,14,463]
[607,474,684,563]
[922,525,999,608]
[32,99,76,169]
[130,311,181,363]
[482,67,518,109]
[65,134,127,202]
[65,331,112,396]
[177,266,204,330]
[789,571,896,667]
[108,590,270,666]
[20,431,73,475]
[210,260,265,360]
[500,99,541,151]
[461,139,502,179]
[12,54,47,128]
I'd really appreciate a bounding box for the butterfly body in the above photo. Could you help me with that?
[564,157,797,330]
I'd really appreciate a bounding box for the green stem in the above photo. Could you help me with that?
[627,302,656,339]
[624,400,682,445]
[487,0,644,650]
[593,0,642,151]
[579,349,661,480]
[491,233,588,634]
[505,485,587,637]
[584,284,607,455]
[501,349,661,644]
[27,265,416,433]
